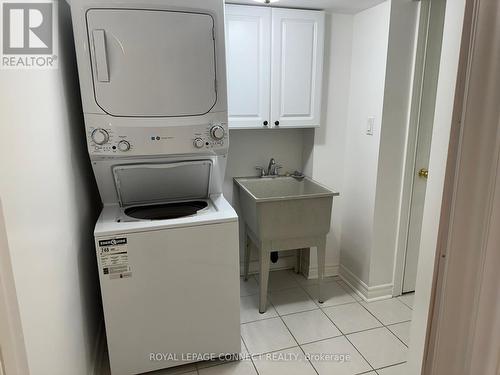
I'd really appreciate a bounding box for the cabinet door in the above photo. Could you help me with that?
[271,9,325,127]
[225,5,272,128]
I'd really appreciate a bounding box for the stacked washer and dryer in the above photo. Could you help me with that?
[68,1,240,374]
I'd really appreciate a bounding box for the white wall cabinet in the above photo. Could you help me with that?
[225,5,271,128]
[225,5,325,129]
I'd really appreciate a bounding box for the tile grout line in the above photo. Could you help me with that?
[280,321,320,375]
[373,360,407,372]
[277,303,321,375]
[385,324,410,349]
[375,361,408,372]
[242,292,303,361]
[242,276,323,375]
[241,283,364,325]
[396,294,415,310]
[293,271,379,373]
[347,303,411,367]
[243,338,261,375]
[298,272,409,371]
[241,271,412,372]
[356,301,412,349]
[343,333,377,374]
[316,301,377,374]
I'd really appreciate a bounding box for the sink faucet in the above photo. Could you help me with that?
[267,158,276,176]
[256,158,282,177]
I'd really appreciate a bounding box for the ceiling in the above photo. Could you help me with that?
[225,0,387,14]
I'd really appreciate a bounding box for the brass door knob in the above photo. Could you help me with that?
[418,168,429,179]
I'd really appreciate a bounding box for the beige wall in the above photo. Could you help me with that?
[0,2,101,374]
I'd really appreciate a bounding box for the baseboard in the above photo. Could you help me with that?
[339,265,393,302]
[90,320,106,375]
[240,254,339,280]
[303,264,339,279]
[240,253,297,276]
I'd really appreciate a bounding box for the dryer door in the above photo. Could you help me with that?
[86,9,217,117]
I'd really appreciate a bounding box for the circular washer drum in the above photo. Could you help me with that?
[125,201,208,220]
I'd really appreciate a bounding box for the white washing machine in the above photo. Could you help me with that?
[68,1,240,374]
[95,165,239,375]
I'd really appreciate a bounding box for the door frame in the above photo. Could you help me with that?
[415,0,500,372]
[394,0,446,296]
[406,0,500,371]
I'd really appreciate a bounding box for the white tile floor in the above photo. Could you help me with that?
[102,269,415,375]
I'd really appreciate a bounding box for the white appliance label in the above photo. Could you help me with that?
[98,238,132,279]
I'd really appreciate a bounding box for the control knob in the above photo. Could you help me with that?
[117,140,131,152]
[210,125,225,140]
[193,138,205,149]
[91,128,109,145]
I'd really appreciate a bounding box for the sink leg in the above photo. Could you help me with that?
[259,243,271,313]
[244,234,251,281]
[294,249,301,274]
[317,238,326,304]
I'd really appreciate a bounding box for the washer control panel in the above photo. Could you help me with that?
[210,125,225,140]
[91,128,109,145]
[87,122,228,156]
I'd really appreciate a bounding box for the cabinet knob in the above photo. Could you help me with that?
[275,121,280,126]
[263,121,269,126]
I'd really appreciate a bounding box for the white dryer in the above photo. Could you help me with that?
[67,1,240,374]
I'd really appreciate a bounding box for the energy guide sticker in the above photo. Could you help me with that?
[98,238,132,279]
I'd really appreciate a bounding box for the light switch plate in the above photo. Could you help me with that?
[366,116,375,136]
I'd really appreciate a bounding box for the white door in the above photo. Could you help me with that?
[225,5,271,128]
[270,9,325,128]
[403,0,446,293]
[86,9,217,117]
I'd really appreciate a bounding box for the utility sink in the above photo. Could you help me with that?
[234,177,339,313]
[234,176,339,241]
[234,176,339,313]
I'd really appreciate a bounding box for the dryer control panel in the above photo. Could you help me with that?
[86,121,228,157]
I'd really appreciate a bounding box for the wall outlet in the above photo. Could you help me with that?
[366,116,375,136]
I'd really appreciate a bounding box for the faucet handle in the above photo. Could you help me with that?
[274,165,283,176]
[255,166,266,177]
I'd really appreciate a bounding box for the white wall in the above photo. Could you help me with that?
[337,0,419,298]
[224,129,306,204]
[371,0,419,287]
[0,2,101,374]
[225,129,306,273]
[0,200,29,375]
[303,12,354,276]
[339,1,391,286]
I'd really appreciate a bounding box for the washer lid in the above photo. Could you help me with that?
[86,8,217,117]
[113,161,212,207]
